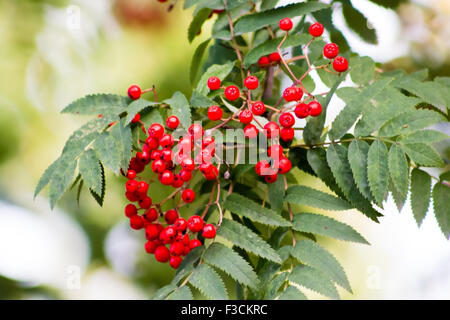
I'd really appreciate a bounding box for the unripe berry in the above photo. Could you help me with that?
[224,85,240,101]
[309,22,324,37]
[258,56,270,67]
[189,239,202,249]
[251,101,265,116]
[294,103,310,119]
[279,112,295,128]
[202,224,216,239]
[182,189,195,203]
[164,209,179,224]
[130,215,144,230]
[244,75,259,90]
[244,124,259,139]
[154,245,170,263]
[166,115,180,129]
[279,17,293,31]
[269,52,281,62]
[207,76,221,90]
[208,105,223,121]
[125,204,138,218]
[169,256,183,269]
[332,56,349,72]
[127,85,141,100]
[239,109,253,124]
[323,43,339,59]
[188,215,204,233]
[308,101,322,117]
[263,121,280,138]
[280,127,295,142]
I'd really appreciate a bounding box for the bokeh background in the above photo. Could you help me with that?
[0,0,449,299]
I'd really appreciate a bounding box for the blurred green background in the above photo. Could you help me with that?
[0,0,449,300]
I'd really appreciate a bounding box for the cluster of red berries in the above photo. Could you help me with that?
[258,52,281,68]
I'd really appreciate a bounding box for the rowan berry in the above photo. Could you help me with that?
[309,22,324,37]
[279,17,293,31]
[207,76,221,90]
[127,85,141,100]
[323,43,339,59]
[224,85,240,101]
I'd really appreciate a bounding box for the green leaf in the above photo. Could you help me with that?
[261,0,279,11]
[277,286,307,300]
[329,78,393,140]
[217,219,282,263]
[292,213,369,244]
[392,77,448,107]
[367,140,389,206]
[291,239,351,292]
[347,140,373,201]
[224,194,290,227]
[326,144,381,220]
[410,168,431,226]
[285,185,352,211]
[204,242,260,289]
[316,63,340,88]
[109,118,132,173]
[34,158,60,198]
[400,143,444,167]
[388,144,409,199]
[234,2,329,35]
[289,265,339,300]
[167,286,193,300]
[379,110,446,137]
[89,162,105,207]
[190,90,215,108]
[48,158,78,209]
[173,247,204,284]
[243,34,310,68]
[152,284,177,300]
[370,0,405,8]
[141,108,164,126]
[61,94,130,115]
[398,130,449,144]
[125,99,159,124]
[197,62,234,96]
[189,264,228,300]
[433,183,450,239]
[342,2,377,44]
[188,8,212,43]
[349,56,375,85]
[268,176,285,213]
[440,171,450,182]
[78,149,102,196]
[190,39,211,85]
[94,132,121,174]
[389,177,407,212]
[164,91,192,129]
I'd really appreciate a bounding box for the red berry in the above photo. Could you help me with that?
[265,173,278,183]
[188,123,204,139]
[332,56,349,72]
[169,256,183,269]
[199,163,213,175]
[159,226,177,244]
[125,179,138,192]
[179,169,192,182]
[188,215,204,232]
[244,76,259,90]
[127,85,141,100]
[154,245,170,263]
[208,105,223,121]
[170,241,185,256]
[283,86,303,102]
[144,241,158,254]
[239,109,254,124]
[278,157,292,174]
[143,208,158,222]
[323,43,339,59]
[268,145,284,159]
[258,56,270,67]
[269,52,281,62]
[202,136,215,148]
[172,174,184,188]
[148,123,164,139]
[131,113,141,123]
[127,170,136,180]
[130,215,144,230]
[203,166,218,180]
[164,209,179,224]
[279,112,295,128]
[294,103,310,119]
[181,157,195,171]
[224,85,240,101]
[159,134,174,148]
[308,101,322,117]
[189,239,202,249]
[251,101,266,116]
[280,127,294,142]
[125,191,139,202]
[146,224,162,240]
[207,76,221,90]
[263,121,280,138]
[182,189,195,203]
[174,218,188,232]
[202,224,216,239]
[152,159,166,174]
[137,181,149,194]
[139,196,152,209]
[146,137,159,150]
[160,148,173,162]
[166,115,180,129]
[279,17,293,31]
[244,124,259,139]
[309,22,324,37]
[255,160,270,176]
[124,204,137,218]
[160,170,175,185]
